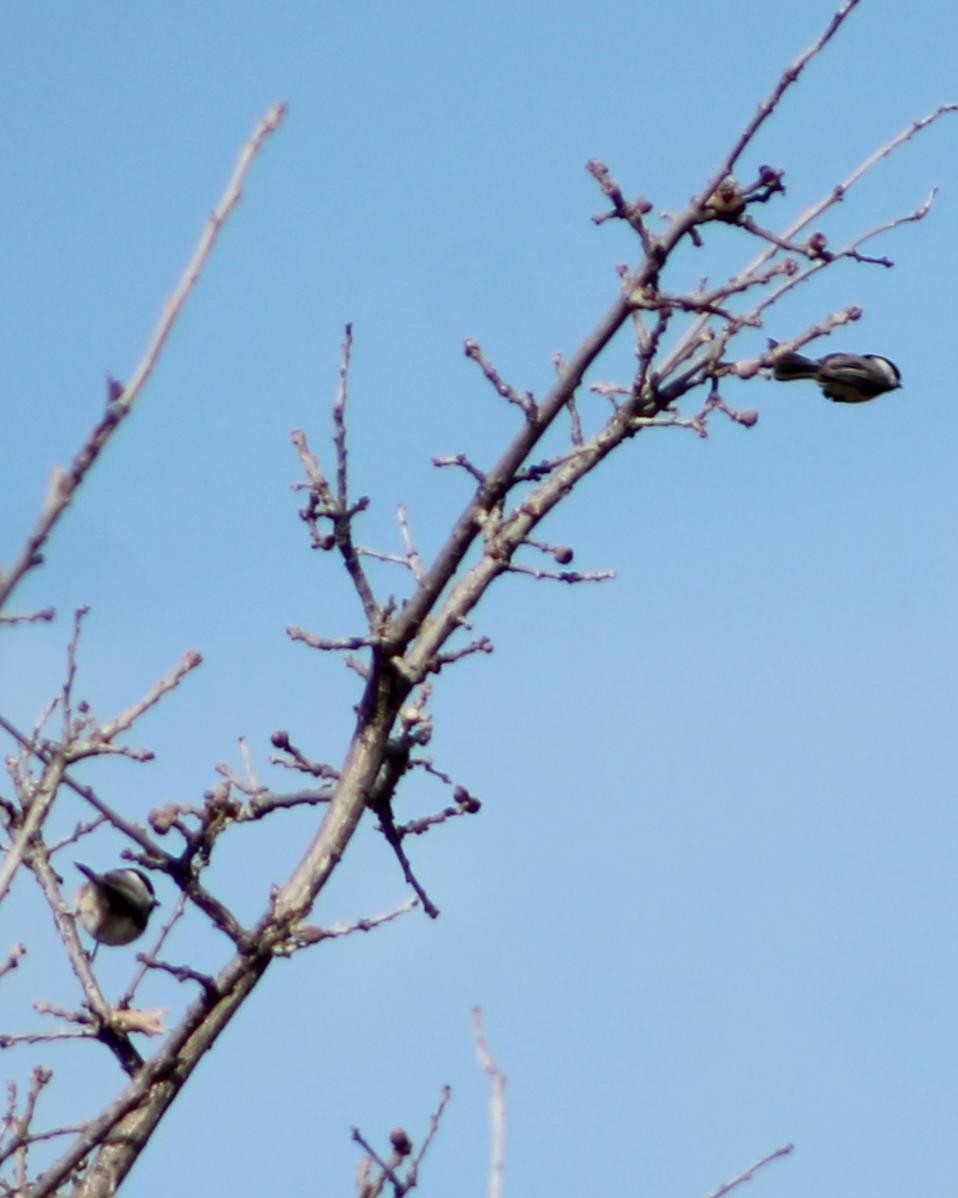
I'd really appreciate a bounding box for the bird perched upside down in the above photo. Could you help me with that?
[769,341,901,404]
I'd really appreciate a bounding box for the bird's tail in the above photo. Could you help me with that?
[769,347,820,382]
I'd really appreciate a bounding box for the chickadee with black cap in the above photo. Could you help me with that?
[769,340,901,404]
[74,862,159,950]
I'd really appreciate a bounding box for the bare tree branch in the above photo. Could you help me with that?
[5,9,953,1194]
[0,945,26,983]
[710,0,862,187]
[0,608,55,627]
[465,338,538,419]
[289,897,418,947]
[472,1008,507,1198]
[0,103,287,616]
[704,1143,796,1198]
[95,652,203,748]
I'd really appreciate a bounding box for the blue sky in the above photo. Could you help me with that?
[2,2,957,1195]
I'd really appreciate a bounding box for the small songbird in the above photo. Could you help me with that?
[769,341,901,404]
[75,862,159,949]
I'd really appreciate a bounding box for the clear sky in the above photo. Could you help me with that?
[2,2,956,1196]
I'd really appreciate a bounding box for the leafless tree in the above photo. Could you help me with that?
[0,2,953,1194]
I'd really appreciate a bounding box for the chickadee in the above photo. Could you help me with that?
[75,862,159,949]
[769,342,901,404]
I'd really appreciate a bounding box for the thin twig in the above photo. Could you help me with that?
[289,897,419,947]
[504,563,616,584]
[350,1128,405,1194]
[135,955,217,999]
[0,1066,55,1180]
[740,188,942,342]
[334,324,354,507]
[356,547,415,569]
[428,637,494,672]
[0,1121,84,1168]
[0,747,67,906]
[713,0,861,187]
[374,806,440,919]
[0,1028,96,1049]
[0,945,27,982]
[61,607,89,741]
[704,1143,795,1198]
[269,732,341,780]
[465,339,538,420]
[0,607,56,627]
[95,650,203,745]
[397,798,481,837]
[291,424,380,626]
[396,505,424,581]
[286,627,376,652]
[432,453,487,483]
[472,1008,507,1198]
[0,714,172,870]
[120,891,192,1006]
[586,159,655,248]
[29,850,144,1077]
[666,105,957,382]
[0,103,286,614]
[766,105,957,265]
[47,814,108,854]
[403,1086,453,1192]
